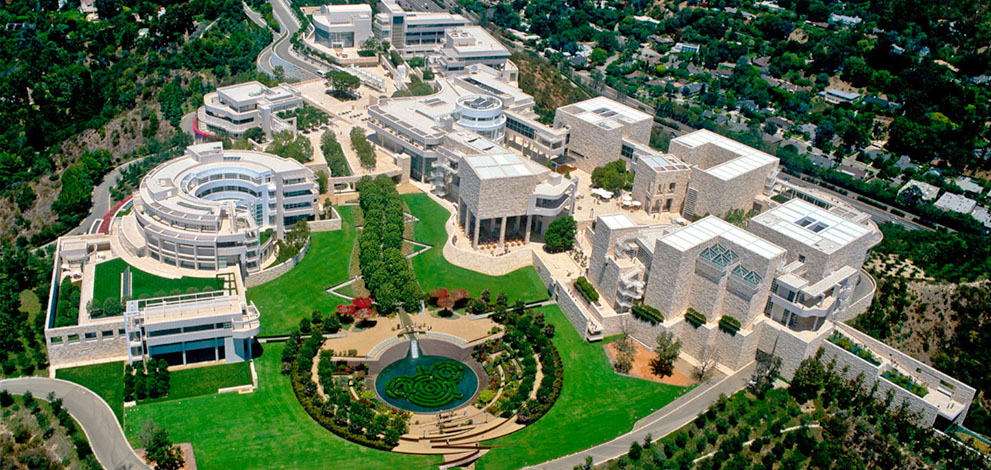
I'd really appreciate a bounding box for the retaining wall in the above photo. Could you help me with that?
[245,237,312,287]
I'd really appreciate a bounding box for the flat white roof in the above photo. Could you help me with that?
[443,26,510,57]
[750,199,873,254]
[563,96,651,129]
[672,129,778,181]
[600,214,636,230]
[954,176,984,194]
[934,192,977,214]
[641,154,689,171]
[897,179,940,200]
[465,152,545,180]
[659,215,785,259]
[218,81,293,104]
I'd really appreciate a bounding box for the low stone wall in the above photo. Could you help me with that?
[554,282,590,339]
[46,318,128,367]
[307,208,342,232]
[531,251,555,291]
[245,237,312,287]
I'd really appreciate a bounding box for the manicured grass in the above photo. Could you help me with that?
[124,343,440,470]
[56,361,125,425]
[402,193,550,302]
[476,305,689,469]
[92,258,225,306]
[18,289,41,318]
[247,207,356,335]
[142,362,253,404]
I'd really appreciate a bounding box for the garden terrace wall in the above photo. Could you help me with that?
[46,319,128,368]
[245,237,311,287]
[553,282,591,340]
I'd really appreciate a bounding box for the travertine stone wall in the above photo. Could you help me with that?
[244,237,311,287]
[644,233,783,327]
[459,168,538,220]
[685,163,774,218]
[631,162,690,214]
[46,319,128,367]
[554,282,589,338]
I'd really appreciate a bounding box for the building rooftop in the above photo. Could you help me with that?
[443,26,509,57]
[898,180,940,201]
[954,176,984,195]
[600,214,637,230]
[658,215,785,259]
[464,152,546,180]
[218,81,294,104]
[560,97,651,130]
[671,130,778,181]
[934,192,977,214]
[970,205,991,229]
[750,199,874,254]
[640,154,690,171]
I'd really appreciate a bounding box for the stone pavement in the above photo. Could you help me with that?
[0,377,151,470]
[523,361,756,469]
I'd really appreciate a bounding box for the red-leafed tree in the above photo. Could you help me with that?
[353,297,373,309]
[429,288,448,299]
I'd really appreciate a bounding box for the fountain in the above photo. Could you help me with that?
[409,336,421,359]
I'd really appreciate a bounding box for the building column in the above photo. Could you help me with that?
[248,339,253,361]
[214,342,219,361]
[473,212,481,249]
[524,215,532,243]
[499,216,507,247]
[182,343,187,366]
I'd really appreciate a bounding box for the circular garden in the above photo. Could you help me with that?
[376,355,478,413]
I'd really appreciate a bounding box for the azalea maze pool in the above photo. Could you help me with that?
[376,355,478,413]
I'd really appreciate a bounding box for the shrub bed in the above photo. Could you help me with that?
[827,331,881,366]
[574,276,599,304]
[718,315,741,335]
[282,318,406,450]
[881,369,929,397]
[632,304,663,325]
[685,308,706,328]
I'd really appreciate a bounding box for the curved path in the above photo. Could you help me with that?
[0,377,151,470]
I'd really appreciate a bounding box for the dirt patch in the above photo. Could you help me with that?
[603,338,695,387]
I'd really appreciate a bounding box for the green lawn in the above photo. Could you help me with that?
[476,305,689,469]
[125,343,440,470]
[247,206,356,335]
[402,193,550,302]
[92,258,225,306]
[141,362,253,405]
[56,361,125,425]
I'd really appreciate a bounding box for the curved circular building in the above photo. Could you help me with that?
[122,142,317,273]
[455,94,505,140]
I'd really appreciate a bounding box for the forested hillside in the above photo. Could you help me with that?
[0,0,272,246]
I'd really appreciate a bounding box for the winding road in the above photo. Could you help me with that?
[257,0,322,81]
[0,377,150,470]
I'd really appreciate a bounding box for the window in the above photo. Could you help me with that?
[118,328,126,335]
[668,182,676,192]
[664,198,672,210]
[148,328,182,338]
[798,254,806,263]
[50,337,62,344]
[620,144,635,160]
[84,332,97,340]
[102,330,115,337]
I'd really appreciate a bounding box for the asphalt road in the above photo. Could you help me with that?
[525,362,756,469]
[0,377,150,470]
[265,0,322,81]
[777,174,930,231]
[67,158,145,236]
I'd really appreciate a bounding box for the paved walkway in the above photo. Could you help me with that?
[0,377,150,470]
[524,362,756,469]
